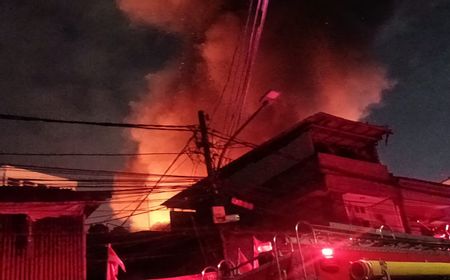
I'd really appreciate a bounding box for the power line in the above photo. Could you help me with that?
[86,206,166,224]
[210,0,255,121]
[120,135,196,226]
[0,163,203,179]
[10,177,197,183]
[235,0,270,127]
[0,127,254,159]
[0,113,196,132]
[209,129,257,148]
[0,152,188,157]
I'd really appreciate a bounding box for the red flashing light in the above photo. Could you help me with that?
[320,247,339,273]
[321,248,334,259]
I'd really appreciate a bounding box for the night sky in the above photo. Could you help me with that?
[0,0,448,182]
[367,0,450,181]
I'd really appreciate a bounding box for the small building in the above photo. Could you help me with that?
[0,177,109,280]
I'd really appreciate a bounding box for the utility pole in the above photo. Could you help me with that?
[197,110,215,178]
[198,111,239,224]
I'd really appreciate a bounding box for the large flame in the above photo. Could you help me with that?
[114,0,394,231]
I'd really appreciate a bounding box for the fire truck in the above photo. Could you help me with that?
[195,222,450,280]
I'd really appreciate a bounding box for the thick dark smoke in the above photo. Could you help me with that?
[117,0,396,229]
[0,0,179,171]
[248,0,395,135]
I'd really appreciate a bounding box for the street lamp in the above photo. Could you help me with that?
[216,90,281,169]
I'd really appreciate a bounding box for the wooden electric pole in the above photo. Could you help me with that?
[197,110,215,178]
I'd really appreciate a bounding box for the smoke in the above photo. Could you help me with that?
[116,0,223,33]
[115,0,395,230]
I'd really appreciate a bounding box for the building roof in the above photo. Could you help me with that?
[0,165,77,189]
[0,186,110,217]
[303,112,391,148]
[0,186,109,202]
[163,112,391,209]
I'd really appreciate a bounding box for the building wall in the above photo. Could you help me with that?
[0,215,85,280]
[399,178,450,235]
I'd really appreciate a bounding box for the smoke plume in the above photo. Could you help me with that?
[116,0,395,230]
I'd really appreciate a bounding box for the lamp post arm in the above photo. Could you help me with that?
[216,100,269,169]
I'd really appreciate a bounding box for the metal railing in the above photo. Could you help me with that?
[273,233,294,280]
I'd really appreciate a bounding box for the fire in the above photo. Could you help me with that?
[114,0,395,231]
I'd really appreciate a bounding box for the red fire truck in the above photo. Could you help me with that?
[191,222,450,280]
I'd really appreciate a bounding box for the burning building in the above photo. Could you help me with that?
[154,112,450,279]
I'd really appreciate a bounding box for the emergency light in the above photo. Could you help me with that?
[320,247,339,273]
[257,242,273,253]
[321,248,334,259]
